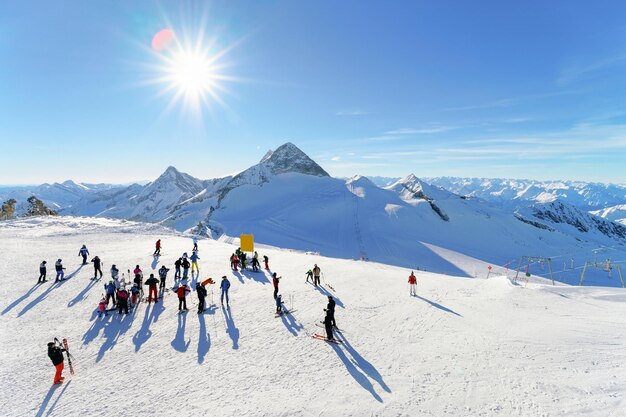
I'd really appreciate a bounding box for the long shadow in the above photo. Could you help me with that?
[197,312,211,364]
[36,380,71,417]
[314,284,345,309]
[132,304,153,352]
[279,309,303,337]
[2,283,43,315]
[329,342,383,402]
[67,278,99,308]
[81,312,111,346]
[222,306,239,350]
[171,312,190,352]
[232,270,245,284]
[151,255,159,270]
[64,264,85,280]
[240,269,270,285]
[190,271,199,288]
[336,332,391,394]
[96,311,134,362]
[18,275,75,317]
[414,294,462,317]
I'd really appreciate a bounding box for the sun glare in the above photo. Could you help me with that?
[147,27,236,116]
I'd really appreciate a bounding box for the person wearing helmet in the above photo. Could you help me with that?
[153,239,161,256]
[130,283,140,307]
[220,276,231,307]
[305,269,313,284]
[91,256,103,280]
[196,282,207,314]
[408,271,417,296]
[312,264,321,287]
[54,259,65,282]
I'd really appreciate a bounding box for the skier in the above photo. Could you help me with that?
[251,251,260,272]
[47,341,66,384]
[181,257,190,279]
[174,258,182,280]
[312,264,321,287]
[91,256,103,280]
[158,265,170,290]
[130,283,140,307]
[220,275,231,307]
[154,239,161,256]
[145,273,159,303]
[97,296,108,317]
[305,269,313,284]
[175,282,190,311]
[38,261,47,283]
[78,245,89,265]
[110,264,119,280]
[272,272,281,299]
[263,255,269,270]
[196,282,207,314]
[275,294,283,314]
[104,280,116,307]
[190,251,200,273]
[133,265,143,297]
[54,259,66,282]
[323,310,335,341]
[240,252,247,270]
[230,253,239,271]
[117,286,130,314]
[192,237,198,252]
[325,296,337,328]
[408,271,417,296]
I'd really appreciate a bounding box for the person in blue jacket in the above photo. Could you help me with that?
[190,252,200,273]
[78,245,89,265]
[220,275,231,307]
[104,280,116,307]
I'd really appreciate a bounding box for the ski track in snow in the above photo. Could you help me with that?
[0,217,625,416]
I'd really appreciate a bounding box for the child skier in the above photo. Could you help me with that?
[78,245,89,265]
[47,340,66,384]
[54,259,65,282]
[408,271,417,296]
[98,296,108,317]
[130,283,140,307]
[196,282,207,314]
[175,283,190,311]
[275,294,283,314]
[91,256,103,280]
[158,265,170,290]
[190,252,200,273]
[251,252,260,272]
[263,255,269,270]
[133,265,143,297]
[305,269,313,284]
[117,286,130,314]
[38,261,47,283]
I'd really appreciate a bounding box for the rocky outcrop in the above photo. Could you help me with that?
[0,199,17,220]
[24,196,57,217]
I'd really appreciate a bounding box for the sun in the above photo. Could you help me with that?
[148,28,236,115]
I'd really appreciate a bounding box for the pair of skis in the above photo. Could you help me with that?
[54,337,75,375]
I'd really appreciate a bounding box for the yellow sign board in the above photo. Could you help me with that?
[240,234,254,252]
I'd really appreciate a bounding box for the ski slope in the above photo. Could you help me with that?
[1,217,625,416]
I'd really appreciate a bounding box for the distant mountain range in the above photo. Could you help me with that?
[1,143,624,282]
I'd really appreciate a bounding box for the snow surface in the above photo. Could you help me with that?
[1,217,626,416]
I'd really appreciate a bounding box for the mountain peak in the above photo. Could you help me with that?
[260,142,329,177]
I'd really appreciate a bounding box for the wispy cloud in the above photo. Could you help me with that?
[558,55,626,85]
[335,110,369,116]
[384,126,457,135]
[331,156,341,161]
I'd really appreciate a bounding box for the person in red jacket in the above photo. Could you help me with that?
[145,273,159,303]
[175,283,190,311]
[272,272,281,299]
[154,239,161,256]
[408,271,417,296]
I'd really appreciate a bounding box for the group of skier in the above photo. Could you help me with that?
[229,248,269,272]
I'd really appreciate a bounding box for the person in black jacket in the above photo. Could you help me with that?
[145,273,159,303]
[196,282,207,313]
[91,256,103,280]
[38,261,47,283]
[182,257,190,280]
[158,265,170,290]
[47,341,66,384]
[325,296,336,328]
[323,310,334,341]
[174,258,182,280]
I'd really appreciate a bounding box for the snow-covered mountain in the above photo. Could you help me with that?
[424,177,626,210]
[591,204,626,225]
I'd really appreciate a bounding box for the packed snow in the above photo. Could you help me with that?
[1,217,625,416]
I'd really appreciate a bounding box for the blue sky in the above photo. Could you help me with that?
[1,0,625,184]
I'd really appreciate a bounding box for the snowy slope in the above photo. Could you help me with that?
[591,204,626,225]
[1,217,625,417]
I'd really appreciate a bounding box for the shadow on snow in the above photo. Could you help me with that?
[67,278,99,308]
[17,265,84,317]
[414,294,462,317]
[221,305,239,350]
[197,304,216,364]
[35,380,72,417]
[280,309,303,337]
[171,311,191,352]
[2,283,42,316]
[133,300,166,352]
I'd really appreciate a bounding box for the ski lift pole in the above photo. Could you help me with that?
[547,258,554,285]
[514,257,523,282]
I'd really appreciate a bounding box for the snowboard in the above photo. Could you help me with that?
[312,333,341,344]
